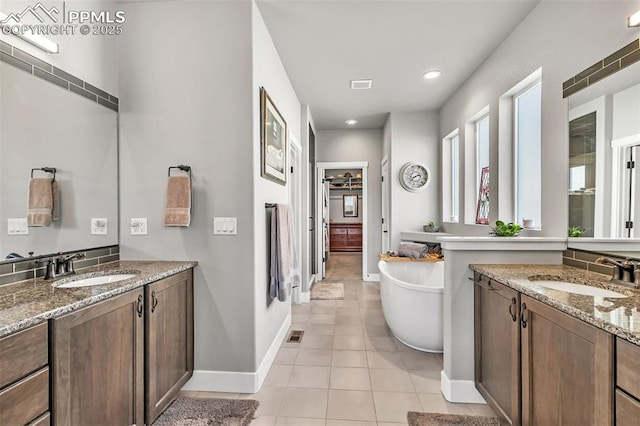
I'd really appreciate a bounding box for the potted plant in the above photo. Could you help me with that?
[423,221,440,232]
[568,226,585,237]
[489,220,523,237]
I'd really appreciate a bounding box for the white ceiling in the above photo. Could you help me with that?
[256,0,540,130]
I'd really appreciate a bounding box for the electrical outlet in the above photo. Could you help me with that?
[91,218,108,235]
[130,218,148,235]
[213,217,237,235]
[7,218,29,235]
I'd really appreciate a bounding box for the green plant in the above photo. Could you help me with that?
[568,226,585,237]
[489,220,523,237]
[428,220,436,227]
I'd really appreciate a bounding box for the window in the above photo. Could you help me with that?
[442,130,459,222]
[475,115,490,224]
[514,81,542,228]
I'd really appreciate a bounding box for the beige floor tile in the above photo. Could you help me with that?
[292,305,312,314]
[325,420,376,426]
[335,300,360,309]
[292,313,310,323]
[330,367,371,391]
[399,349,442,370]
[240,387,286,417]
[372,391,422,423]
[417,393,475,415]
[300,334,334,349]
[364,325,392,337]
[335,308,362,318]
[251,416,277,425]
[469,403,497,417]
[335,314,363,324]
[289,322,308,331]
[308,323,336,335]
[263,365,293,388]
[366,351,405,370]
[332,350,368,368]
[369,369,415,392]
[288,365,331,389]
[334,335,366,350]
[327,390,376,421]
[334,324,364,336]
[296,348,333,366]
[365,336,399,352]
[274,348,299,365]
[196,391,239,399]
[408,369,441,393]
[274,417,326,426]
[309,314,336,324]
[361,315,387,327]
[278,388,328,418]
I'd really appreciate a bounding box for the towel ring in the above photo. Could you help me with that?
[31,167,56,181]
[168,165,191,177]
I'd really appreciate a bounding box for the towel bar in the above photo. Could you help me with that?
[265,203,277,208]
[168,165,191,177]
[31,167,56,181]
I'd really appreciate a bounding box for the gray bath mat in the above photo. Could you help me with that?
[152,397,259,426]
[311,282,345,300]
[407,411,503,426]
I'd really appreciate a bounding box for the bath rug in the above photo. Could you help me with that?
[407,411,504,426]
[152,397,259,426]
[311,282,345,300]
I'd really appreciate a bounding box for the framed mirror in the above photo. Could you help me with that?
[343,194,358,217]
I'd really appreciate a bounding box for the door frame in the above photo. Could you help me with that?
[316,161,371,282]
[288,134,303,303]
[381,155,390,253]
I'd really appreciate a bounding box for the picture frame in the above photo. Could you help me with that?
[343,194,358,217]
[476,166,490,225]
[260,87,287,185]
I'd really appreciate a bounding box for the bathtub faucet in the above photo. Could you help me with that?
[595,257,640,288]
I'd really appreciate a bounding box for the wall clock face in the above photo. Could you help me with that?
[399,162,430,192]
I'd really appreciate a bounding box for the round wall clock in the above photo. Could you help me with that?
[399,162,431,192]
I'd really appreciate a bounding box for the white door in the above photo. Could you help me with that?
[289,137,303,302]
[381,157,390,252]
[321,180,330,279]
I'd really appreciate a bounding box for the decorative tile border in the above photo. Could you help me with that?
[0,245,120,286]
[0,40,118,111]
[563,248,622,276]
[563,38,640,98]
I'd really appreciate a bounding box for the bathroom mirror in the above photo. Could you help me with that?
[567,58,640,240]
[0,61,118,261]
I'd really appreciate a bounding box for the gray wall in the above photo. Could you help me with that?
[439,0,640,237]
[316,129,383,274]
[118,1,256,373]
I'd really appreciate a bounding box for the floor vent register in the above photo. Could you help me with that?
[286,330,304,343]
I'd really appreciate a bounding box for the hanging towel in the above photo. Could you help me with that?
[27,177,54,226]
[163,174,191,226]
[270,204,300,302]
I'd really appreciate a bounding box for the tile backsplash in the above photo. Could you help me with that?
[563,249,618,276]
[0,246,120,286]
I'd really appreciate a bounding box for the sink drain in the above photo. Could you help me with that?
[287,330,304,343]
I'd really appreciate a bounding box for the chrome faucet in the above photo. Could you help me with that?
[42,252,86,280]
[595,256,640,288]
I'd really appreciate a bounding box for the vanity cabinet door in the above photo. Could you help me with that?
[474,273,521,425]
[145,270,194,425]
[520,295,613,426]
[52,289,144,426]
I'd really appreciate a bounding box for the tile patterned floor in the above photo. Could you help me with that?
[183,253,495,425]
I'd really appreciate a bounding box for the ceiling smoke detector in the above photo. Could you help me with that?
[350,79,373,90]
[345,119,358,126]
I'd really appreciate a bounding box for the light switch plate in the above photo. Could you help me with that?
[91,218,108,235]
[213,217,237,235]
[130,218,148,235]
[7,218,28,235]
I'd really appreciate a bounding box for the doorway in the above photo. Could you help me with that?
[288,135,303,302]
[316,161,369,282]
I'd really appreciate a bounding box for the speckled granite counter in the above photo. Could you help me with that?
[469,264,640,346]
[0,260,197,338]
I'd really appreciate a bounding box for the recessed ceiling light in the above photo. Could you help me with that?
[345,119,358,126]
[350,80,372,90]
[422,70,442,80]
[629,10,640,27]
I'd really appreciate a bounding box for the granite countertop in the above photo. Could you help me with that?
[0,260,197,338]
[469,264,640,346]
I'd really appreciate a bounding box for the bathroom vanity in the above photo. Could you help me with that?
[0,260,196,426]
[471,264,640,426]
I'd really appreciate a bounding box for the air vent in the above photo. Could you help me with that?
[350,79,372,90]
[287,330,304,343]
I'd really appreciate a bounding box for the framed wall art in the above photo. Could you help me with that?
[260,87,287,185]
[476,166,490,224]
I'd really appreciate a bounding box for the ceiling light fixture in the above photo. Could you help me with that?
[629,10,640,27]
[0,11,60,54]
[422,70,442,80]
[350,79,372,90]
[345,119,358,126]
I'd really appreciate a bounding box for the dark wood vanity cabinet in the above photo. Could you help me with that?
[52,289,145,426]
[616,338,640,425]
[474,274,521,425]
[329,223,362,252]
[474,273,614,426]
[145,270,194,425]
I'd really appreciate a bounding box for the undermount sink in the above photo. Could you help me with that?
[532,280,627,298]
[53,273,137,288]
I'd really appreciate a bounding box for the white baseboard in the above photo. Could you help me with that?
[365,273,380,282]
[300,291,310,303]
[182,314,291,394]
[440,370,486,404]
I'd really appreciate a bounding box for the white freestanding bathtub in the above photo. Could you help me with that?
[378,260,444,353]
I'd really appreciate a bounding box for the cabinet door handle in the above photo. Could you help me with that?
[151,291,158,313]
[509,297,517,321]
[520,303,529,328]
[136,294,144,318]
